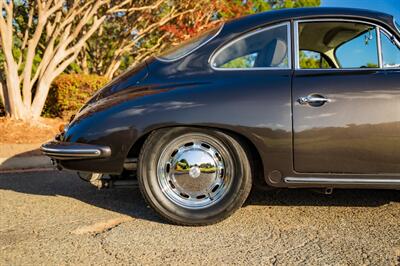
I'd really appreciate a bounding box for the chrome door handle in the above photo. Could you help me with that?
[297,94,331,106]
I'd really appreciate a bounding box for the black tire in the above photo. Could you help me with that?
[138,127,252,225]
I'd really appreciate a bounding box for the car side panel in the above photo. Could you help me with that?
[61,70,293,179]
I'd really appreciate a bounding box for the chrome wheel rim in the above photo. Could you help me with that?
[157,133,234,209]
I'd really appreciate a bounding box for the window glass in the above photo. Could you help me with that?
[298,21,379,69]
[335,28,379,68]
[299,50,332,69]
[381,31,400,68]
[212,24,289,69]
[395,19,400,33]
[158,25,222,61]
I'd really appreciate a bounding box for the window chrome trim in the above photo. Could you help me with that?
[294,21,300,70]
[294,18,386,71]
[209,22,292,71]
[377,26,383,68]
[156,24,224,63]
[382,26,400,49]
[394,17,400,33]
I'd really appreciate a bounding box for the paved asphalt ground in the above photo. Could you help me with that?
[0,170,399,265]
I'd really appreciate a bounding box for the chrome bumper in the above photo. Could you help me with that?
[41,141,111,160]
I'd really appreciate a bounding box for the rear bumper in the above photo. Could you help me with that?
[41,141,111,160]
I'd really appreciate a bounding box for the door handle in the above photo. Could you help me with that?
[297,94,331,107]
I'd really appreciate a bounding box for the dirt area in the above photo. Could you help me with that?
[0,117,65,144]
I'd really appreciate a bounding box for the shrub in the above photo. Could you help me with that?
[43,74,109,119]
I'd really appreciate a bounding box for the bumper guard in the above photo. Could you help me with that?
[41,141,111,160]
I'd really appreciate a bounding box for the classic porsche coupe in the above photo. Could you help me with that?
[42,7,400,225]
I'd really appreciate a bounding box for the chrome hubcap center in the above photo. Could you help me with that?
[172,148,218,194]
[189,166,201,178]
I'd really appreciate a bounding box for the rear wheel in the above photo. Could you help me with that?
[138,127,252,225]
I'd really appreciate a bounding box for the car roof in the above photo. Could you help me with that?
[223,7,394,33]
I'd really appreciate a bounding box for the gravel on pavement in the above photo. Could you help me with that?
[0,170,399,265]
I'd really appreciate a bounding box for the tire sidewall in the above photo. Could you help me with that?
[138,127,252,225]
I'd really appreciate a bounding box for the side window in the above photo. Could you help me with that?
[380,31,400,68]
[335,28,379,68]
[299,50,332,69]
[298,21,379,69]
[212,23,290,69]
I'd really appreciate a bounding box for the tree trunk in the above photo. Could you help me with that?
[80,49,89,74]
[105,59,121,80]
[3,77,31,120]
[31,79,51,119]
[0,82,4,106]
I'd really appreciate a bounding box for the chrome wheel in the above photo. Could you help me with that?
[157,133,234,209]
[139,127,252,225]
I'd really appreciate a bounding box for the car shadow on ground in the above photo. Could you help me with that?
[0,170,399,224]
[245,187,399,208]
[0,148,51,171]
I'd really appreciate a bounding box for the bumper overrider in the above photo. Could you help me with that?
[41,141,111,160]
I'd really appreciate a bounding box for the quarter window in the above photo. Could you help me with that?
[212,23,290,69]
[158,25,222,61]
[298,21,379,69]
[380,31,400,68]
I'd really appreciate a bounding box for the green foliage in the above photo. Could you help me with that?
[43,74,109,118]
[366,63,379,68]
[252,0,273,12]
[221,54,257,68]
[281,0,321,8]
[217,0,320,17]
[299,51,331,69]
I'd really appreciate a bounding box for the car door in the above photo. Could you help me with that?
[292,19,400,174]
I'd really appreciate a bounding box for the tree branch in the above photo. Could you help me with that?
[111,0,165,13]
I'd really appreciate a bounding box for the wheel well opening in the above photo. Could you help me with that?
[126,132,151,159]
[126,127,265,186]
[227,131,265,188]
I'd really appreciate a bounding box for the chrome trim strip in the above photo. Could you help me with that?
[380,30,391,39]
[377,26,383,68]
[209,67,291,71]
[293,21,300,70]
[41,147,102,158]
[294,18,385,71]
[209,22,292,71]
[294,67,383,72]
[156,24,224,63]
[380,24,398,39]
[285,177,400,185]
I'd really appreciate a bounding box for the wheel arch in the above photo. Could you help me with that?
[127,125,266,188]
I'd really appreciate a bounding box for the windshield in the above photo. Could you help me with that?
[395,18,400,33]
[157,25,223,61]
